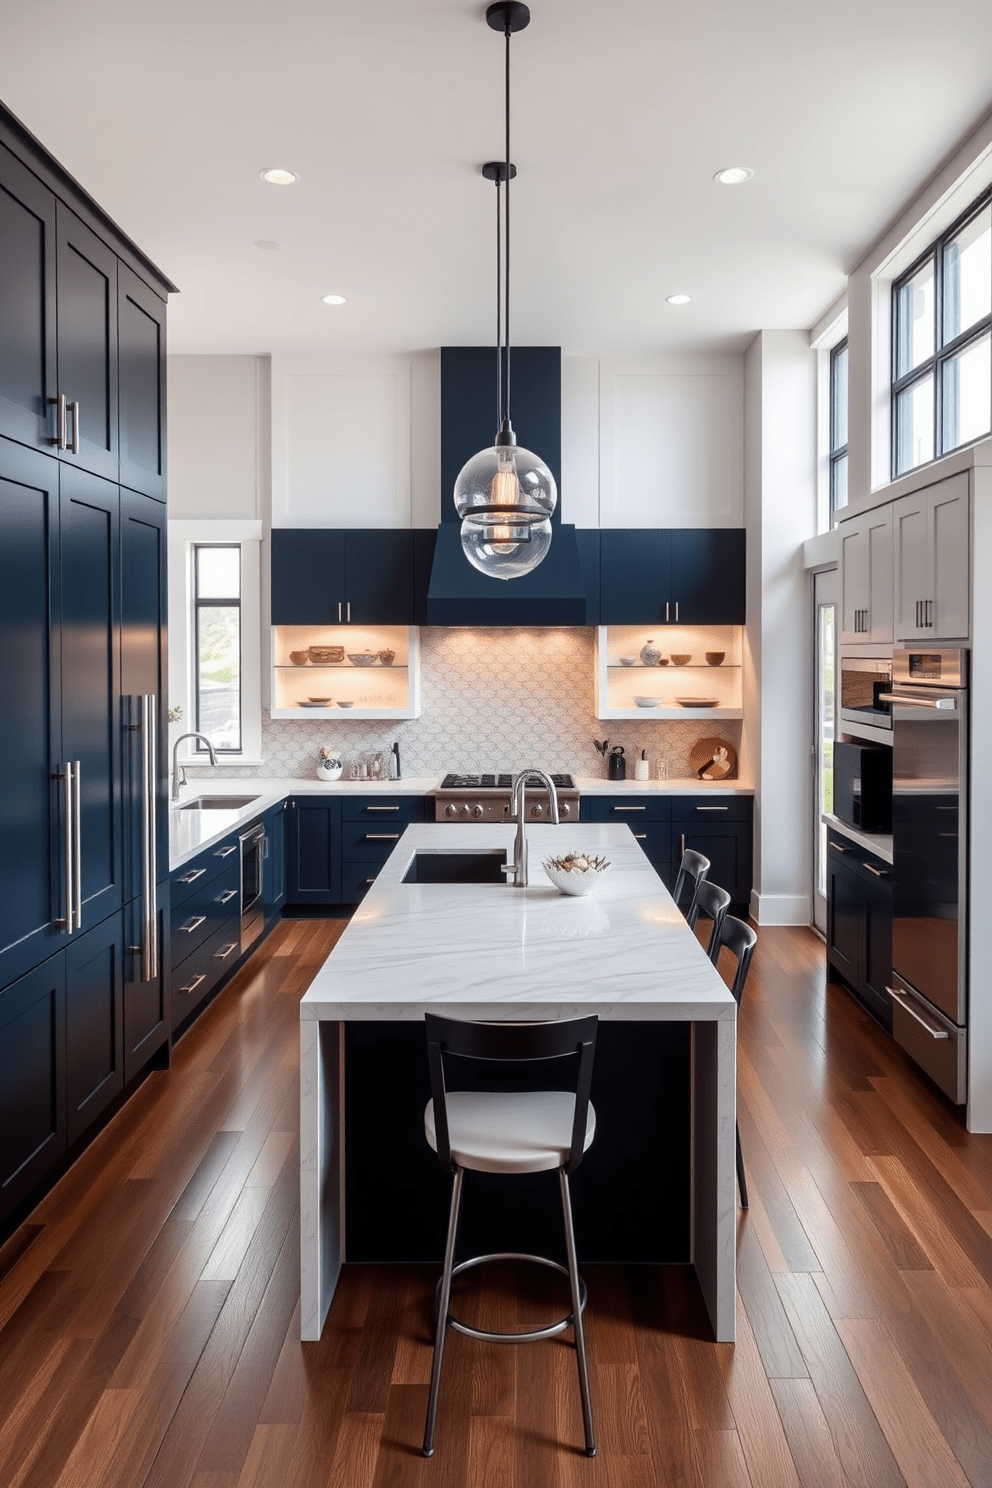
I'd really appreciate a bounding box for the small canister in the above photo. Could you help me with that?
[608,745,626,781]
[634,749,649,781]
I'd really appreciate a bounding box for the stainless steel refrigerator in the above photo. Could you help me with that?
[881,648,968,1103]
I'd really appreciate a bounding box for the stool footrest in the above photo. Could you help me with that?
[438,1252,588,1344]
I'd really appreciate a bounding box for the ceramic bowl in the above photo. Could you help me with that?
[348,653,378,666]
[543,854,611,897]
[619,656,637,667]
[307,696,332,704]
[309,645,345,664]
[671,653,692,665]
[337,700,355,708]
[705,651,725,666]
[633,695,660,707]
[289,651,309,665]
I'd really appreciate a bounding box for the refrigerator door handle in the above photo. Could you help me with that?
[886,987,950,1040]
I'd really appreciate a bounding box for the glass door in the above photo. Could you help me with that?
[812,568,838,933]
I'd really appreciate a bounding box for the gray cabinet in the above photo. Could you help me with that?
[840,504,893,644]
[893,472,970,641]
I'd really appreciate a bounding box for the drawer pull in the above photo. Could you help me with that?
[887,987,950,1040]
[366,833,400,841]
[364,877,377,885]
[179,973,206,996]
[177,867,206,885]
[366,805,400,812]
[863,863,888,878]
[215,844,238,858]
[180,915,206,934]
[216,888,238,904]
[214,942,239,960]
[830,841,849,853]
[612,805,646,812]
[694,806,729,812]
[633,833,647,840]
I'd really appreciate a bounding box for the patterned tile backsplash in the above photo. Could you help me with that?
[184,628,742,780]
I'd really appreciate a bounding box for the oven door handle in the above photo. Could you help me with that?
[887,987,950,1039]
[878,691,956,710]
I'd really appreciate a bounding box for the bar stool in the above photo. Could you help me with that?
[711,914,758,1208]
[688,878,731,959]
[672,847,710,918]
[421,1012,599,1459]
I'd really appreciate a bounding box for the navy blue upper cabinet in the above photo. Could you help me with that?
[0,144,58,453]
[118,266,167,501]
[271,529,416,625]
[55,205,119,484]
[599,529,745,624]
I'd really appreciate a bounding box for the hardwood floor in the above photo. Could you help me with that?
[2,918,992,1487]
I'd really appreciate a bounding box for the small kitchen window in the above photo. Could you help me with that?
[193,543,242,751]
[829,338,848,516]
[891,191,992,477]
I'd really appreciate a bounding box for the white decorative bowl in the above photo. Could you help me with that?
[542,854,611,896]
[633,695,660,708]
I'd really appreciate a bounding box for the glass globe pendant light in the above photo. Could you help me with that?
[454,1,557,581]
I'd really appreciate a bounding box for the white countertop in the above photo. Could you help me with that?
[821,812,894,864]
[300,822,737,1023]
[169,774,754,870]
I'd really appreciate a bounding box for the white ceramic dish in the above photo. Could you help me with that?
[633,696,660,707]
[296,700,330,708]
[337,700,355,708]
[619,656,637,666]
[543,854,611,896]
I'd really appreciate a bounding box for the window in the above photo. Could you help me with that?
[892,192,992,476]
[193,544,242,751]
[829,339,848,515]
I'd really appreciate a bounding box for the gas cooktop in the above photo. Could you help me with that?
[440,773,575,791]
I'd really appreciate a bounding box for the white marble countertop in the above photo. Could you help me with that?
[821,812,894,864]
[576,776,753,796]
[300,822,737,1023]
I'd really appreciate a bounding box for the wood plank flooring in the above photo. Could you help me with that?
[2,917,992,1486]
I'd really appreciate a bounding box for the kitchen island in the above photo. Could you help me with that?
[300,819,738,1342]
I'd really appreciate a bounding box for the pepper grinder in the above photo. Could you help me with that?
[608,745,626,781]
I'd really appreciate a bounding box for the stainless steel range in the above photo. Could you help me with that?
[435,772,579,822]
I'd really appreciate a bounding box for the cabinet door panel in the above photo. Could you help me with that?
[670,530,745,624]
[826,856,861,983]
[866,508,894,644]
[56,205,118,482]
[862,877,893,1027]
[60,470,122,928]
[264,805,286,918]
[0,955,66,1221]
[118,267,166,500]
[121,491,168,890]
[0,145,58,450]
[930,474,970,640]
[346,530,415,623]
[599,530,671,623]
[65,911,124,1144]
[0,442,65,989]
[675,821,751,908]
[286,800,340,903]
[271,529,346,624]
[840,520,868,643]
[124,880,170,1082]
[892,490,929,640]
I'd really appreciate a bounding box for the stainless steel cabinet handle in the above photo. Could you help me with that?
[49,393,68,450]
[665,601,670,622]
[179,973,206,996]
[214,942,238,960]
[180,915,206,934]
[364,877,377,885]
[366,805,400,812]
[216,888,238,905]
[338,601,342,623]
[887,987,950,1040]
[878,691,956,710]
[139,695,159,981]
[633,833,647,840]
[863,863,888,878]
[830,841,849,852]
[366,833,400,841]
[71,760,82,931]
[675,601,679,622]
[927,599,933,627]
[680,833,686,856]
[215,844,238,858]
[57,762,75,931]
[346,601,351,622]
[178,866,206,885]
[68,400,80,455]
[695,806,729,812]
[612,805,646,812]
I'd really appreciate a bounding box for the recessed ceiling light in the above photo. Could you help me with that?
[253,240,280,251]
[260,167,299,186]
[666,293,693,306]
[321,294,347,306]
[713,166,753,186]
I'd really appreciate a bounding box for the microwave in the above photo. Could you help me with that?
[840,655,892,731]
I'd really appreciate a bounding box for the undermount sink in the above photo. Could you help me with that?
[402,850,508,885]
[175,794,261,811]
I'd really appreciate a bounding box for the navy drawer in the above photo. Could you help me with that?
[340,819,408,862]
[170,855,241,969]
[671,796,752,824]
[339,795,425,824]
[340,860,385,903]
[172,920,241,1021]
[585,795,671,824]
[171,835,241,909]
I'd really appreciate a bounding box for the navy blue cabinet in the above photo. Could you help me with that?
[0,955,66,1222]
[0,143,58,453]
[65,911,124,1145]
[340,794,425,902]
[826,832,892,1029]
[600,529,745,625]
[286,798,342,905]
[583,795,673,885]
[440,347,562,510]
[121,490,169,889]
[271,529,416,625]
[264,803,287,920]
[55,204,119,484]
[123,880,170,1082]
[118,266,167,502]
[671,797,752,912]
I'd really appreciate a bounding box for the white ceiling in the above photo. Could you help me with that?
[3,0,992,357]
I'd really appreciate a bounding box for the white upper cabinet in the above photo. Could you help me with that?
[893,471,970,641]
[839,504,893,646]
[271,355,412,528]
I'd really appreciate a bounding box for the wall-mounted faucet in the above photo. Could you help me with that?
[171,733,218,801]
[502,768,560,887]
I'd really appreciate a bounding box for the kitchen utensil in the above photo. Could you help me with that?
[676,697,719,707]
[689,736,737,780]
[391,740,401,779]
[635,749,649,781]
[633,696,660,707]
[289,650,309,665]
[608,745,626,781]
[348,653,379,666]
[542,853,611,896]
[671,654,691,665]
[309,645,345,663]
[619,656,637,666]
[705,651,725,666]
[639,638,662,666]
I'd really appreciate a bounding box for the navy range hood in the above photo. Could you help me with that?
[426,347,591,626]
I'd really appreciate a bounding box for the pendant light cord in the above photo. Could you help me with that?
[495,174,503,429]
[503,19,512,427]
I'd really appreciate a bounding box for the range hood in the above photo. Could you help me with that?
[426,347,590,626]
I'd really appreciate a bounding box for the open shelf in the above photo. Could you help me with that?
[271,626,420,719]
[595,624,744,720]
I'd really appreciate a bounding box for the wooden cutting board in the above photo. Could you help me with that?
[689,736,737,781]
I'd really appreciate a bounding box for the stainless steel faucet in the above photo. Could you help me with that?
[171,732,218,801]
[502,769,560,887]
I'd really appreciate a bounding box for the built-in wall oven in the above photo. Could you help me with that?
[240,821,267,954]
[880,648,968,1103]
[840,655,893,732]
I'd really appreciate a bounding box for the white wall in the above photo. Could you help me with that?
[167,355,268,519]
[743,331,817,925]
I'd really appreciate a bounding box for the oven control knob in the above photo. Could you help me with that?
[560,802,571,818]
[530,804,543,818]
[444,804,458,818]
[471,804,484,818]
[460,804,472,817]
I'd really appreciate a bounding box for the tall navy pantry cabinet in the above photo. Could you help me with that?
[0,102,173,1228]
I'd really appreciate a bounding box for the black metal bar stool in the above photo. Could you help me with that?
[421,1012,599,1458]
[688,877,731,958]
[672,847,710,918]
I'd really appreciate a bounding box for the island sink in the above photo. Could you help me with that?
[402,849,508,884]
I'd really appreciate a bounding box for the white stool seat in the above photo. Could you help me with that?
[425,1090,596,1174]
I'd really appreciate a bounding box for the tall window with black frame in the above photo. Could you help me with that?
[830,338,848,517]
[193,543,242,752]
